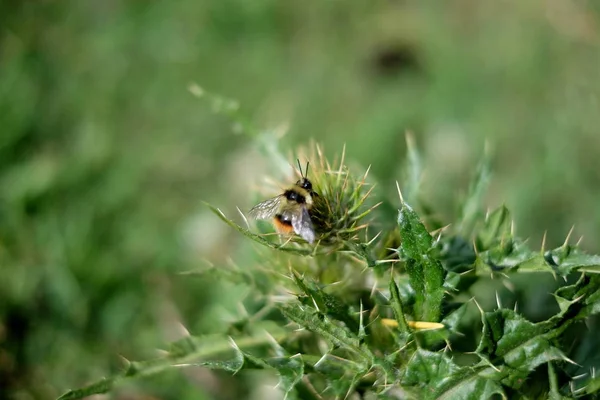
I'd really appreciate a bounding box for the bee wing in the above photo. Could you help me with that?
[292,207,316,244]
[249,195,283,220]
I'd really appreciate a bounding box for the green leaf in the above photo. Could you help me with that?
[266,356,305,398]
[475,239,540,274]
[57,326,287,400]
[278,302,373,365]
[402,349,505,400]
[476,206,510,251]
[398,203,445,321]
[389,276,409,333]
[206,203,314,256]
[304,354,365,378]
[57,379,114,400]
[545,246,600,276]
[551,274,600,322]
[476,309,571,388]
[292,272,359,333]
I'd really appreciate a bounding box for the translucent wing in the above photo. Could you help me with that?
[292,207,316,243]
[249,195,283,220]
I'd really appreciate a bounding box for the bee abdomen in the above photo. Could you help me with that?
[273,214,294,233]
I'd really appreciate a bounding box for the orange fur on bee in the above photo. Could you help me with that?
[273,217,294,234]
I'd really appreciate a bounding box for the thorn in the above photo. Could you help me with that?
[472,237,479,255]
[569,381,575,396]
[541,231,547,253]
[576,235,584,247]
[430,224,452,239]
[366,230,383,246]
[370,278,379,297]
[510,220,515,236]
[563,225,575,247]
[314,353,328,369]
[572,373,588,380]
[572,386,586,395]
[395,181,405,203]
[472,297,484,316]
[444,339,453,352]
[495,291,502,310]
[481,356,501,372]
[236,207,250,230]
[513,301,518,313]
[572,294,586,304]
[362,164,372,183]
[311,296,320,312]
[358,300,365,333]
[358,185,376,205]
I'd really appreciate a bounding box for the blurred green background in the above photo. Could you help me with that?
[1,1,600,399]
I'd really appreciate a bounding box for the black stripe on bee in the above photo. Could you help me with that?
[284,190,306,204]
[275,213,293,226]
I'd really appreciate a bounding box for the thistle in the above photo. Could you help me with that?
[298,142,378,245]
[59,94,600,400]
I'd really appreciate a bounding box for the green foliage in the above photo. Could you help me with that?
[59,138,600,400]
[3,3,600,399]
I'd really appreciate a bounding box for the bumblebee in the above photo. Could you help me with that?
[249,160,318,243]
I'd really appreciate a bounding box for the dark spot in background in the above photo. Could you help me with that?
[368,42,423,78]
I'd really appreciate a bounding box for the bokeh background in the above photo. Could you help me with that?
[2,1,600,399]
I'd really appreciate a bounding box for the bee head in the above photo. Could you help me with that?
[296,178,312,191]
[296,159,313,192]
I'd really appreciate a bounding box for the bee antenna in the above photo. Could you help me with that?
[297,158,304,178]
[305,161,310,178]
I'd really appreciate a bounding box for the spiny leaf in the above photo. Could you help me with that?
[303,354,366,378]
[476,309,572,389]
[402,349,505,400]
[398,202,445,321]
[278,302,373,365]
[475,239,539,274]
[57,379,114,400]
[266,356,305,398]
[205,203,314,256]
[551,274,600,323]
[292,272,359,333]
[545,246,600,276]
[201,349,304,398]
[57,327,287,400]
[476,206,511,251]
[389,276,409,333]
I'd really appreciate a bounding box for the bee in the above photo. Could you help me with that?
[249,160,318,243]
